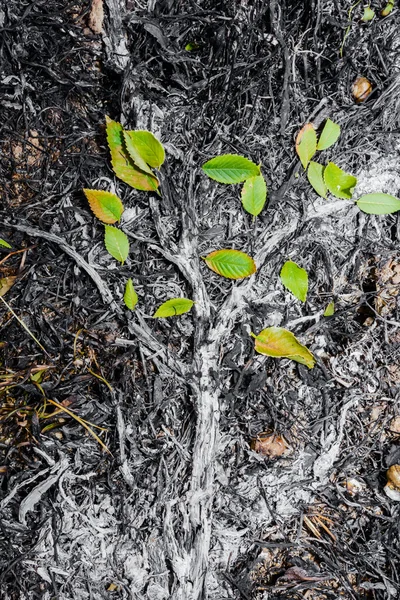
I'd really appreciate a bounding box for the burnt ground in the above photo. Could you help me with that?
[1,1,400,599]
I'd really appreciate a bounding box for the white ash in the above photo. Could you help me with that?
[355,142,400,198]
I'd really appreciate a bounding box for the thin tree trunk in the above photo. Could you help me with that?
[186,344,220,599]
[167,343,220,600]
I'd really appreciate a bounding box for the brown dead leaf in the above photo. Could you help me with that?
[251,432,289,457]
[0,276,17,297]
[279,565,331,582]
[12,132,43,167]
[88,0,104,34]
[12,143,23,161]
[389,416,400,435]
[375,257,400,317]
[106,582,119,592]
[352,76,372,103]
[369,404,386,428]
[26,131,42,166]
[60,398,74,408]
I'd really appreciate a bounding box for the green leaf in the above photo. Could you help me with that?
[204,249,256,279]
[83,189,124,224]
[104,225,129,264]
[185,41,200,51]
[296,123,317,169]
[202,154,260,184]
[307,161,327,198]
[124,279,138,310]
[122,132,154,175]
[0,239,12,249]
[381,1,394,16]
[316,119,341,151]
[153,298,194,318]
[123,130,165,170]
[30,368,47,383]
[324,162,357,199]
[324,301,335,317]
[280,261,308,302]
[361,6,375,21]
[251,327,315,369]
[356,193,400,215]
[105,116,159,191]
[241,175,267,216]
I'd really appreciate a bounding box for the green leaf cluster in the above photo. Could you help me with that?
[82,117,167,311]
[296,120,356,200]
[297,118,400,215]
[202,154,267,217]
[77,111,400,374]
[200,154,263,283]
[106,117,162,191]
[83,120,197,319]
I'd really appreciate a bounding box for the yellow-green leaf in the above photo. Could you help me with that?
[316,119,341,151]
[251,327,315,369]
[83,189,124,224]
[124,279,138,310]
[296,123,317,169]
[30,368,48,383]
[241,175,267,216]
[123,130,165,169]
[204,249,256,279]
[122,131,154,175]
[0,239,11,249]
[153,298,194,318]
[0,276,17,297]
[202,154,260,184]
[381,1,394,16]
[361,6,375,21]
[324,301,335,316]
[280,261,308,302]
[104,225,129,264]
[324,162,357,199]
[185,41,200,51]
[307,161,327,198]
[356,193,400,215]
[105,116,159,191]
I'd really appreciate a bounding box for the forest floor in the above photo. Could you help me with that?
[1,1,400,599]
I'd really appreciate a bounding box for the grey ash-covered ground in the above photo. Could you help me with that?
[1,1,400,599]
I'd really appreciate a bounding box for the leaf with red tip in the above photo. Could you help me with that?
[84,189,124,224]
[252,327,315,369]
[296,123,317,169]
